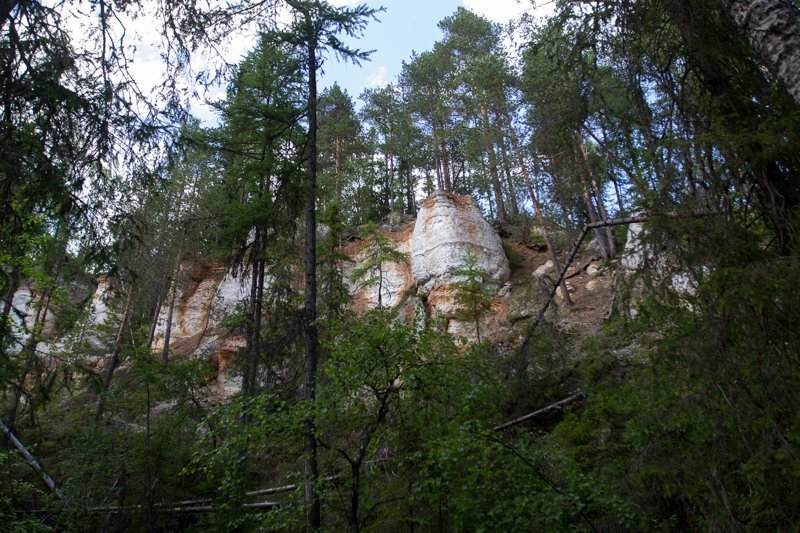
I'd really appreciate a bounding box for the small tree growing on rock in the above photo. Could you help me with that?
[349,222,408,309]
[451,253,494,343]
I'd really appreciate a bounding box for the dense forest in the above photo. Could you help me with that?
[2,0,800,530]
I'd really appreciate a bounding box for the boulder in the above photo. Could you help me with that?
[411,192,510,317]
[534,259,555,277]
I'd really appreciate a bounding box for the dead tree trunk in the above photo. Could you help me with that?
[1,419,65,500]
[95,287,134,421]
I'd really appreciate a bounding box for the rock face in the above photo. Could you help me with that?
[412,192,510,295]
[343,192,511,331]
[620,218,709,314]
[411,192,510,324]
[147,192,511,393]
[151,262,249,395]
[342,223,416,313]
[7,191,632,397]
[7,277,98,355]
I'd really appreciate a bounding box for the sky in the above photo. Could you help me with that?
[72,0,555,125]
[316,0,548,100]
[187,0,556,122]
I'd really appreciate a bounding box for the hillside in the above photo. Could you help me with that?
[3,1,800,530]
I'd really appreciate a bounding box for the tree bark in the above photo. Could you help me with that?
[498,133,520,217]
[96,287,134,420]
[503,113,573,306]
[720,0,800,107]
[242,227,263,407]
[580,140,617,257]
[480,104,507,223]
[144,270,168,352]
[440,134,453,192]
[1,419,65,500]
[160,253,182,362]
[300,9,321,531]
[568,147,612,259]
[334,136,342,206]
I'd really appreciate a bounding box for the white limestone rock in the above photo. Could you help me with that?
[619,217,710,307]
[343,228,414,311]
[534,260,555,277]
[152,264,249,357]
[411,191,510,299]
[555,281,575,300]
[621,221,646,272]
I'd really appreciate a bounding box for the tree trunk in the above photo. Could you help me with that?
[569,147,612,259]
[0,0,17,28]
[670,0,800,252]
[720,0,800,107]
[7,287,50,430]
[160,253,182,362]
[144,270,168,351]
[96,287,134,421]
[580,140,617,257]
[503,114,573,306]
[7,243,66,430]
[350,464,360,533]
[498,133,520,217]
[301,11,321,531]
[480,104,507,223]
[242,227,263,406]
[1,419,65,500]
[405,165,416,215]
[1,266,19,347]
[440,136,453,192]
[335,136,342,206]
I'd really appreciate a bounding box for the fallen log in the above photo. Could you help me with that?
[493,393,585,432]
[1,419,65,501]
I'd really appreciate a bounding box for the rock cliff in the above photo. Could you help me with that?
[146,192,514,391]
[11,191,620,397]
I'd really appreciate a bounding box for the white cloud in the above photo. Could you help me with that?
[462,0,554,23]
[367,65,388,87]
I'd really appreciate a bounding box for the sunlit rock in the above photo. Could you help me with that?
[342,223,415,313]
[411,191,510,318]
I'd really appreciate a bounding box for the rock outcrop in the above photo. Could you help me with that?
[6,191,626,400]
[410,192,510,337]
[620,218,710,315]
[411,192,510,298]
[342,223,416,313]
[7,277,98,355]
[147,192,514,390]
[151,262,249,395]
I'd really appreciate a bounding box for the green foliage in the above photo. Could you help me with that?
[0,451,55,533]
[451,253,494,343]
[545,255,800,529]
[348,222,408,308]
[317,309,505,530]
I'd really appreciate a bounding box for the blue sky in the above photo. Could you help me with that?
[64,0,554,124]
[318,0,551,102]
[187,0,554,121]
[88,0,552,123]
[319,0,482,101]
